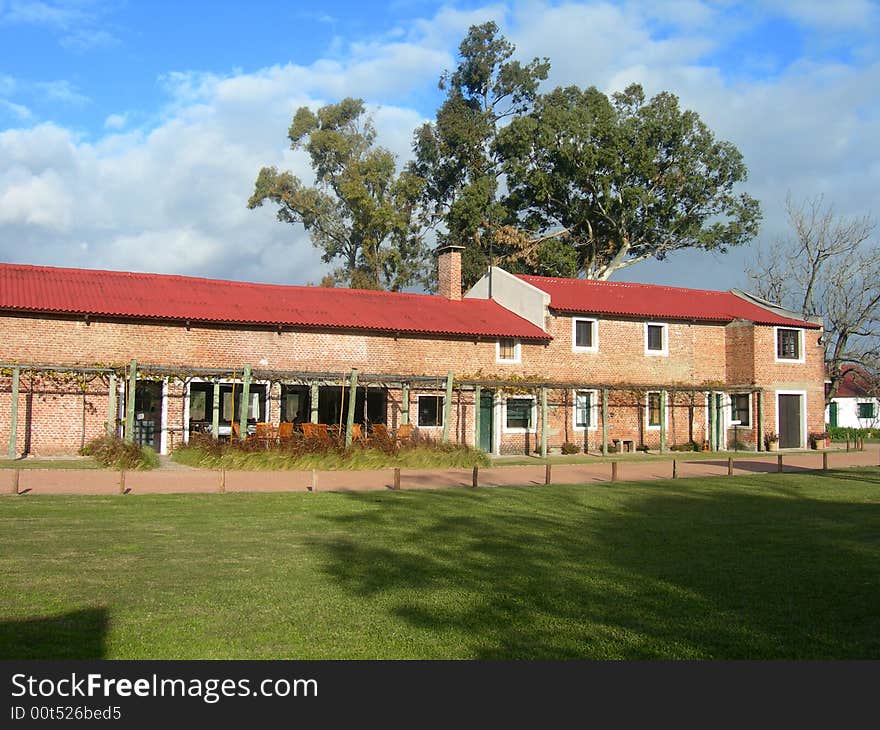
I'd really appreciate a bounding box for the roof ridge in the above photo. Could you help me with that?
[518,273,730,297]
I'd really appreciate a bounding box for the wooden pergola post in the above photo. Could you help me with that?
[238,365,251,441]
[601,387,609,456]
[345,368,359,448]
[540,387,548,458]
[7,366,20,459]
[473,384,482,450]
[400,383,410,426]
[441,371,453,444]
[124,359,137,443]
[756,389,764,451]
[211,380,220,439]
[107,373,117,437]
[707,391,715,451]
[310,382,319,424]
[659,390,667,453]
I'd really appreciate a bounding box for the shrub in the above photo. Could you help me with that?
[81,435,159,470]
[560,442,580,455]
[827,426,878,441]
[670,441,700,452]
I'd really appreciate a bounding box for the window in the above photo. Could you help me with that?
[647,392,662,428]
[731,394,751,426]
[858,402,876,419]
[574,390,597,430]
[645,322,668,356]
[572,318,597,351]
[497,338,521,363]
[776,328,802,361]
[505,397,534,431]
[417,395,444,428]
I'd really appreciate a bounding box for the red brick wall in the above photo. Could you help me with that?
[0,309,825,455]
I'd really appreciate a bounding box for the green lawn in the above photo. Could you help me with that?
[1,468,878,659]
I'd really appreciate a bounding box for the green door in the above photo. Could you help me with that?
[829,402,838,429]
[479,390,494,452]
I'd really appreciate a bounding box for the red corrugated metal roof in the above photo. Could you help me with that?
[0,263,551,341]
[518,275,820,329]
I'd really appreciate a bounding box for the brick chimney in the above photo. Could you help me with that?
[436,244,465,300]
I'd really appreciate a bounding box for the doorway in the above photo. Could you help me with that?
[133,381,163,450]
[778,393,803,449]
[479,390,494,452]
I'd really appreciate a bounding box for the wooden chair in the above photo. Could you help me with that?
[395,423,413,444]
[231,422,241,440]
[277,422,294,442]
[371,423,390,441]
[254,422,275,448]
[351,423,365,443]
[302,423,331,444]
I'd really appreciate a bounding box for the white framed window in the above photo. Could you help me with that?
[496,338,521,363]
[416,395,444,428]
[503,396,536,433]
[774,327,804,363]
[572,317,598,352]
[573,389,598,431]
[645,322,669,356]
[645,391,667,430]
[730,393,751,427]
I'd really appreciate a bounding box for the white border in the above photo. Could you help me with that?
[773,326,805,363]
[502,394,537,434]
[775,389,807,449]
[571,317,598,352]
[645,390,668,430]
[644,322,669,356]
[496,338,522,364]
[415,393,444,429]
[572,389,599,431]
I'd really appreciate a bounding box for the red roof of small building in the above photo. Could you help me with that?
[827,366,877,399]
[517,275,820,329]
[0,263,550,341]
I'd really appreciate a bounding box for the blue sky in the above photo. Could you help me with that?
[1,0,878,291]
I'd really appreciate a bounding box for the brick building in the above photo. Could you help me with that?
[0,246,825,456]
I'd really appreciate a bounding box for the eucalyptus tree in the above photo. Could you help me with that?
[495,83,762,280]
[249,97,428,290]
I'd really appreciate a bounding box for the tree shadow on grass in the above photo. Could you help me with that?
[313,478,880,659]
[0,607,108,659]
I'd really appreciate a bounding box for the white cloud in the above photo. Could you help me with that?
[103,112,127,130]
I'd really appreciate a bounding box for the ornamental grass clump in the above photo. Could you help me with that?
[172,431,489,471]
[80,435,159,470]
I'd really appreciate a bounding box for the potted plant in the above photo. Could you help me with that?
[809,431,828,450]
[765,432,779,451]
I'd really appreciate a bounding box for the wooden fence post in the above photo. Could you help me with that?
[311,469,318,492]
[119,470,126,495]
[777,454,783,473]
[545,463,551,485]
[672,459,677,479]
[472,465,479,488]
[393,467,401,490]
[12,469,20,495]
[611,461,618,482]
[822,452,828,471]
[219,469,226,493]
[727,457,733,476]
